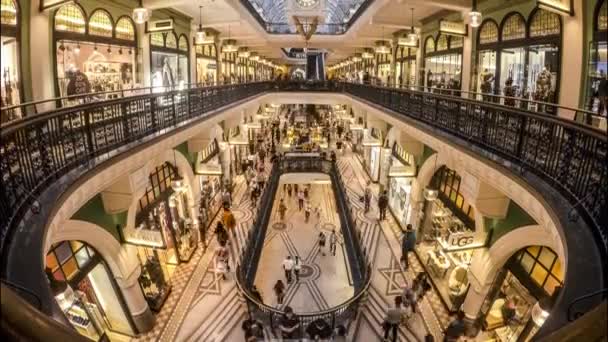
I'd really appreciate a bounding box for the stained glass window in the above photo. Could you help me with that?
[88,10,113,37]
[516,246,563,296]
[436,34,448,51]
[196,45,204,55]
[138,162,177,211]
[529,9,561,37]
[501,13,526,41]
[0,0,17,26]
[165,32,178,49]
[479,20,498,45]
[600,0,607,31]
[450,36,463,49]
[46,241,97,283]
[151,32,164,47]
[55,3,86,34]
[179,34,189,51]
[115,17,135,41]
[424,36,435,54]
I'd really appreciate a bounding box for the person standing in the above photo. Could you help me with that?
[304,200,311,223]
[401,224,417,269]
[279,306,300,339]
[279,199,288,221]
[297,189,305,211]
[378,190,389,221]
[251,285,263,303]
[223,206,237,240]
[214,221,228,245]
[318,231,327,256]
[282,255,294,283]
[286,183,293,197]
[222,189,232,208]
[274,280,286,305]
[364,182,372,213]
[294,256,302,282]
[329,229,338,256]
[444,311,466,342]
[256,170,265,190]
[383,296,404,342]
[215,241,230,280]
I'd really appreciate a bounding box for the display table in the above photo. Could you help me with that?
[426,250,450,278]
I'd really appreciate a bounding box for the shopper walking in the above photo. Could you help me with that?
[278,199,288,221]
[282,255,294,283]
[294,256,302,282]
[444,311,466,342]
[223,206,237,239]
[251,285,263,304]
[273,280,286,305]
[215,241,230,280]
[222,189,232,208]
[378,190,389,221]
[318,231,327,256]
[214,222,228,245]
[279,306,300,339]
[304,200,311,222]
[286,184,293,197]
[329,229,338,256]
[382,296,404,342]
[297,189,305,211]
[364,182,372,213]
[401,224,417,269]
[256,170,265,190]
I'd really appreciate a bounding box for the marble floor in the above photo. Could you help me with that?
[254,181,354,312]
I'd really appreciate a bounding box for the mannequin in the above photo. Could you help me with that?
[162,57,174,88]
[480,68,494,101]
[503,77,516,106]
[534,66,552,102]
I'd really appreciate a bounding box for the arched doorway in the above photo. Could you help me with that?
[45,240,136,340]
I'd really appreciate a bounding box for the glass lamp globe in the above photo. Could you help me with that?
[132,7,150,24]
[469,11,482,28]
[195,28,206,45]
[423,187,439,201]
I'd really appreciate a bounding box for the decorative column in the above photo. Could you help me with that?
[29,2,54,102]
[557,0,584,119]
[461,18,474,97]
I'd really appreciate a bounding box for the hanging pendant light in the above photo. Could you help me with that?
[195,5,207,45]
[362,48,374,59]
[407,8,418,43]
[132,0,150,24]
[374,26,391,54]
[222,25,238,53]
[468,0,482,28]
[238,47,250,58]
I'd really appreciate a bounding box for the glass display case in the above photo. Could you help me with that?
[0,0,21,115]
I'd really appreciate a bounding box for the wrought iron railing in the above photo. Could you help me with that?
[235,156,371,337]
[342,82,608,256]
[0,82,272,258]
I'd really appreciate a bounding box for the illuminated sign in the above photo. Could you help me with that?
[536,0,574,16]
[439,20,468,37]
[40,0,72,11]
[146,19,174,33]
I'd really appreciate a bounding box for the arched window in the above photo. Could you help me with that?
[88,9,113,37]
[424,36,435,54]
[0,0,17,26]
[150,32,164,47]
[409,46,418,57]
[178,34,189,51]
[195,44,203,55]
[46,240,98,282]
[529,9,561,38]
[115,16,135,41]
[599,0,607,31]
[515,246,563,295]
[436,34,448,51]
[501,13,526,41]
[54,3,86,34]
[450,36,463,49]
[165,32,178,49]
[478,19,499,45]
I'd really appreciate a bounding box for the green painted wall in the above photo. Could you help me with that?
[418,145,436,168]
[175,142,196,171]
[71,194,127,242]
[485,200,537,246]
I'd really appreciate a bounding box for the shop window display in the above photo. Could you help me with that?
[585,0,607,116]
[196,44,218,85]
[195,139,223,240]
[387,143,417,229]
[0,0,21,117]
[53,3,139,100]
[423,34,462,93]
[46,241,135,340]
[150,31,189,90]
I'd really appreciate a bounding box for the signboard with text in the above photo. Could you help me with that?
[439,20,468,37]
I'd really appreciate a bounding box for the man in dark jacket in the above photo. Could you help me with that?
[378,190,389,220]
[401,224,417,269]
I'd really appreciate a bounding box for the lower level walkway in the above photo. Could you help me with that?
[255,182,354,311]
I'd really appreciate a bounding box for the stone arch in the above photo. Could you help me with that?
[125,148,197,231]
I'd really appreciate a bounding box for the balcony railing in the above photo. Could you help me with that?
[235,156,371,336]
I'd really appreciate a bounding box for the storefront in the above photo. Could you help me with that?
[1,0,22,116]
[52,3,139,101]
[195,139,223,239]
[423,33,463,92]
[195,43,217,86]
[46,240,136,340]
[396,46,418,88]
[221,50,237,84]
[376,53,391,85]
[481,246,563,341]
[387,143,417,229]
[473,9,562,108]
[123,162,197,311]
[416,166,486,312]
[150,31,190,90]
[361,128,382,182]
[585,0,607,115]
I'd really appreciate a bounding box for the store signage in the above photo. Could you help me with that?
[439,20,468,37]
[537,0,574,16]
[39,0,72,11]
[397,37,418,47]
[447,233,475,247]
[146,19,174,33]
[66,71,91,96]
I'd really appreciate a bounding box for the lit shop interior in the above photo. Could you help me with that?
[150,31,189,89]
[387,143,417,230]
[53,4,140,100]
[123,162,197,311]
[423,34,463,92]
[416,165,484,312]
[1,0,21,115]
[46,241,135,340]
[395,46,418,88]
[480,246,564,341]
[473,10,562,108]
[195,139,224,239]
[360,128,383,182]
[195,43,218,86]
[585,0,607,116]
